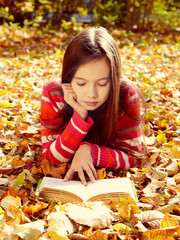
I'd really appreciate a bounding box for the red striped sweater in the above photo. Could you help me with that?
[41,79,142,170]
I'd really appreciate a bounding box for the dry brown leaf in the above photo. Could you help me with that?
[47,211,76,234]
[70,233,88,240]
[151,167,168,180]
[89,229,108,240]
[11,159,25,168]
[156,204,179,214]
[41,159,70,178]
[22,201,48,216]
[142,178,165,194]
[1,195,21,210]
[135,210,165,229]
[141,152,159,168]
[173,172,180,183]
[4,205,22,227]
[166,159,179,176]
[14,220,46,240]
[65,202,113,229]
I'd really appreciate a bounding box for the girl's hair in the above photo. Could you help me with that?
[43,27,146,157]
[60,26,121,145]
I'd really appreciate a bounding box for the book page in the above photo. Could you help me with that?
[39,177,86,201]
[85,178,136,202]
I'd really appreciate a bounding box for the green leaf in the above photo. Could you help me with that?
[13,171,26,189]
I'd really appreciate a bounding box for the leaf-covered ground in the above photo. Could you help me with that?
[0,24,180,239]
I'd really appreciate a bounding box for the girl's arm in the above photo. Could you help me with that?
[82,83,142,171]
[41,80,93,165]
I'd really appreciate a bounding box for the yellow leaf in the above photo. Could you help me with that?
[97,168,106,179]
[58,203,65,212]
[0,207,4,214]
[111,223,131,233]
[31,167,42,175]
[171,147,180,158]
[0,89,7,95]
[83,227,93,237]
[23,80,32,87]
[13,171,26,189]
[0,102,11,108]
[140,168,147,172]
[47,231,69,240]
[153,237,175,240]
[157,131,167,143]
[143,227,180,239]
[14,79,21,87]
[118,206,131,220]
[160,213,178,229]
[119,197,136,206]
[3,142,16,151]
[174,119,180,126]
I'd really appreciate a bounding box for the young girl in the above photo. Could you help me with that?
[41,27,144,186]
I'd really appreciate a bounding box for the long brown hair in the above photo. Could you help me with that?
[60,27,121,146]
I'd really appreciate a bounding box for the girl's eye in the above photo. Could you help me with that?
[98,81,109,86]
[77,82,85,86]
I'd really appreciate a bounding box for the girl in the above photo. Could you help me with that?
[41,27,144,186]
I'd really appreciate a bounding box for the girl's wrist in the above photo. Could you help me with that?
[77,109,88,120]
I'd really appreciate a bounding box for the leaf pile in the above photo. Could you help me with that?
[0,25,180,239]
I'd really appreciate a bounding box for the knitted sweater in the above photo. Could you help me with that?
[40,79,142,170]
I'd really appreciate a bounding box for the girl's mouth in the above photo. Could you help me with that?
[84,101,98,106]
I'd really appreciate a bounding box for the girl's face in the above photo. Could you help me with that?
[71,57,111,111]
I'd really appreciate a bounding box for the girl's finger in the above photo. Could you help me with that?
[85,165,96,183]
[78,168,87,186]
[90,165,98,180]
[64,168,74,182]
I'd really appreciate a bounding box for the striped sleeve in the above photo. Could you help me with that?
[82,83,142,170]
[41,80,94,165]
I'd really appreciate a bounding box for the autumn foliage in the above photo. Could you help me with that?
[0,23,180,239]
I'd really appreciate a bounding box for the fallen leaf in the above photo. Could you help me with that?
[97,168,106,179]
[89,229,108,240]
[110,223,131,233]
[65,202,113,229]
[135,210,165,228]
[14,220,46,240]
[142,178,165,194]
[160,213,178,228]
[1,195,21,210]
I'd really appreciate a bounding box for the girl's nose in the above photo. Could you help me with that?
[87,85,98,98]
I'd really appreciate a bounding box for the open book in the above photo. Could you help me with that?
[38,177,138,203]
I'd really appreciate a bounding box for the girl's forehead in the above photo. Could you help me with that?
[74,57,110,77]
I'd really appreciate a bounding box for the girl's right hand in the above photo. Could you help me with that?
[62,83,88,119]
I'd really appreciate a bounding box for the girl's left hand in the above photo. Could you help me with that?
[63,144,98,186]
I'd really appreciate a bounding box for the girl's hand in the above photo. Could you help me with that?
[63,144,98,186]
[62,83,88,119]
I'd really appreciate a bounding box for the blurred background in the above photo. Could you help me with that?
[0,0,179,33]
